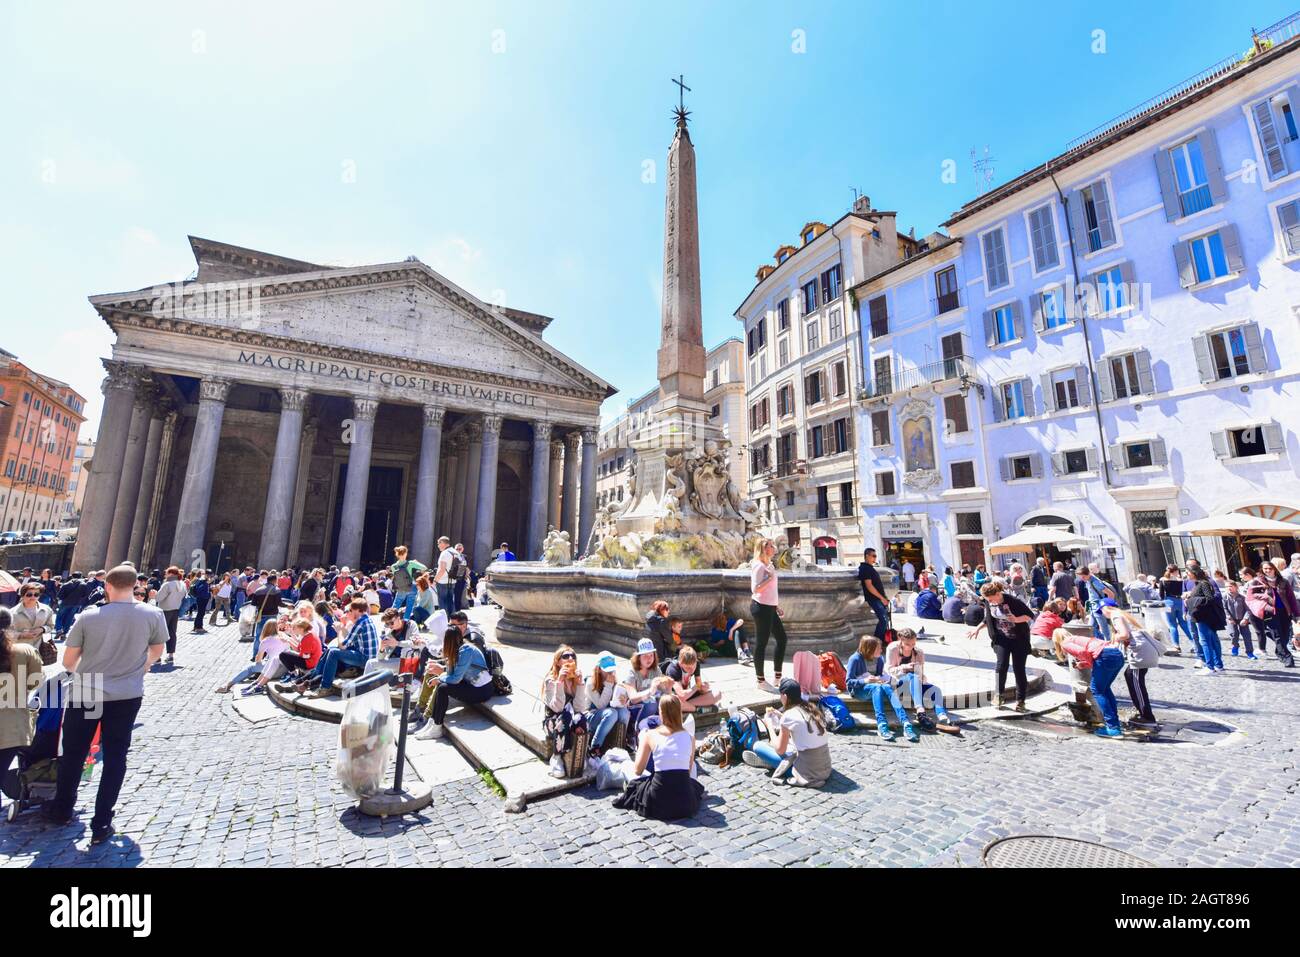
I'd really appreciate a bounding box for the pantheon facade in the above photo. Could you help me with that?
[71,236,614,574]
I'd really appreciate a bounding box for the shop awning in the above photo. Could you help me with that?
[813,537,838,548]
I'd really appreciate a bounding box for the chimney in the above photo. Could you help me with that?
[853,193,872,214]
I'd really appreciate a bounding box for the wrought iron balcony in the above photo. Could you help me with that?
[859,355,974,401]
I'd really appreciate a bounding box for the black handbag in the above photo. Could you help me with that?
[38,638,58,667]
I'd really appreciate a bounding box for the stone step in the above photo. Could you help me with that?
[440,706,593,805]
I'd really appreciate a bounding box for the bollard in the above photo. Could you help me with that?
[351,669,433,818]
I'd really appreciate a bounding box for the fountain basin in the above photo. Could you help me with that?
[487,561,876,656]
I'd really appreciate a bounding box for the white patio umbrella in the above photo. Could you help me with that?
[1159,513,1300,568]
[987,525,1091,556]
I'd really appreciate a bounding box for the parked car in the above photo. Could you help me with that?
[34,529,60,543]
[0,530,29,546]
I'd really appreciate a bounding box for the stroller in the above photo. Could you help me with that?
[2,672,70,822]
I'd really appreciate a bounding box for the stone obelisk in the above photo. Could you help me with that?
[656,106,707,410]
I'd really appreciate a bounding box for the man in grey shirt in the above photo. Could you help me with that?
[45,564,166,844]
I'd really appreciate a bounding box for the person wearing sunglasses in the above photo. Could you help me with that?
[541,645,589,778]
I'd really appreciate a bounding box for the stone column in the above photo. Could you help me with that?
[126,397,170,567]
[526,423,553,560]
[104,379,156,566]
[462,422,484,554]
[257,387,310,570]
[140,410,179,571]
[547,439,564,531]
[71,360,145,573]
[578,427,598,556]
[285,416,318,568]
[334,397,378,570]
[560,431,580,539]
[411,403,446,565]
[450,434,471,545]
[169,376,231,568]
[472,414,503,572]
[436,441,455,539]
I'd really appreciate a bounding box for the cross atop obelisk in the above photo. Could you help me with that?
[657,75,706,409]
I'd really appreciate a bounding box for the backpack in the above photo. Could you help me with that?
[818,652,848,693]
[792,651,821,695]
[818,694,855,733]
[449,552,466,580]
[392,561,414,592]
[725,708,765,763]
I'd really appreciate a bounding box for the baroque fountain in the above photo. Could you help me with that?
[487,91,873,655]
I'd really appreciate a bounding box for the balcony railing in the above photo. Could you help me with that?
[859,355,974,400]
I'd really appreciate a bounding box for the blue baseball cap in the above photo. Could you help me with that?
[1099,597,1119,609]
[597,652,618,672]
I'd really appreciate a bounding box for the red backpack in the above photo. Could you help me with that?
[818,652,848,693]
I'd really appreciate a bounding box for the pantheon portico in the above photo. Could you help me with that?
[71,236,613,574]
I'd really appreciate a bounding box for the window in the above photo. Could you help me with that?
[785,491,795,507]
[749,397,770,431]
[982,227,1010,289]
[804,370,824,405]
[832,362,847,397]
[1035,286,1069,331]
[746,318,766,356]
[1277,200,1300,256]
[1168,137,1213,217]
[832,418,849,454]
[777,383,793,416]
[875,471,896,496]
[872,356,892,395]
[871,410,891,446]
[997,379,1032,420]
[868,295,889,338]
[1177,227,1241,286]
[940,332,965,378]
[1078,180,1116,252]
[943,394,969,434]
[777,298,790,331]
[777,432,797,466]
[1043,367,1089,411]
[709,403,719,419]
[1027,204,1060,271]
[806,320,820,352]
[986,303,1021,346]
[1212,424,1284,459]
[950,461,976,489]
[1105,351,1151,400]
[1088,264,1130,315]
[828,308,843,341]
[816,486,831,519]
[1122,441,1153,468]
[1251,90,1300,181]
[803,227,816,244]
[807,424,826,459]
[840,482,854,516]
[801,280,818,315]
[1055,448,1095,475]
[750,443,771,473]
[1196,325,1264,382]
[935,266,960,313]
[821,265,842,303]
[778,337,789,366]
[1001,454,1039,480]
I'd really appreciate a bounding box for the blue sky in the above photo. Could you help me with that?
[4,0,1295,432]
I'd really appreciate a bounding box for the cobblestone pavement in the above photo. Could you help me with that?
[1,614,1297,867]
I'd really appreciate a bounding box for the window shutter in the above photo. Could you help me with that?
[1096,356,1115,403]
[1031,291,1046,332]
[1029,453,1043,478]
[1242,322,1267,373]
[1093,182,1116,247]
[1075,366,1092,406]
[1174,240,1195,288]
[1118,260,1136,291]
[1135,350,1155,394]
[1051,452,1065,476]
[991,386,1005,423]
[1068,191,1089,253]
[1108,443,1126,469]
[1210,430,1231,459]
[983,309,997,348]
[1011,300,1025,340]
[1084,446,1099,471]
[1262,422,1285,453]
[1192,335,1216,383]
[1196,130,1228,206]
[1150,438,1168,467]
[1279,201,1300,255]
[1220,224,1244,274]
[1253,99,1287,179]
[1040,373,1055,412]
[1154,149,1181,221]
[998,456,1012,481]
[1021,379,1036,417]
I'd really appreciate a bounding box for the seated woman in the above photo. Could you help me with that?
[277,618,323,685]
[613,693,704,820]
[541,645,589,778]
[941,593,967,623]
[379,607,416,657]
[663,646,722,714]
[216,619,287,694]
[708,612,752,662]
[741,678,833,787]
[914,587,943,620]
[885,628,959,733]
[845,636,918,742]
[621,638,674,750]
[411,574,436,630]
[1064,597,1088,625]
[413,627,493,740]
[586,652,627,757]
[1030,598,1067,654]
[644,600,673,663]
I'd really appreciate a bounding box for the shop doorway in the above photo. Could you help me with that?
[957,538,985,571]
[883,539,925,582]
[1130,509,1173,578]
[813,536,838,565]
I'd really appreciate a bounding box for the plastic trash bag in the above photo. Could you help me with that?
[334,681,395,800]
[238,603,257,638]
[595,748,633,790]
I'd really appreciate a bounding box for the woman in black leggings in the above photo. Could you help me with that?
[750,538,788,691]
[967,581,1033,710]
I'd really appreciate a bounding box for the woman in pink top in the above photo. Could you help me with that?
[750,539,788,691]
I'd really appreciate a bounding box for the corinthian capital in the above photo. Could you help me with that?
[280,387,310,412]
[423,404,447,429]
[563,431,582,452]
[102,359,145,394]
[581,427,598,445]
[352,397,379,422]
[533,422,553,444]
[481,413,504,436]
[198,376,232,404]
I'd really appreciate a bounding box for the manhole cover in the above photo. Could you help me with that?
[1170,719,1234,744]
[983,836,1153,868]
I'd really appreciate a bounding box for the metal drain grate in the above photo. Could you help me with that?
[983,835,1153,868]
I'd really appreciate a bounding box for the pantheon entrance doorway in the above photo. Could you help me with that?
[330,464,405,569]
